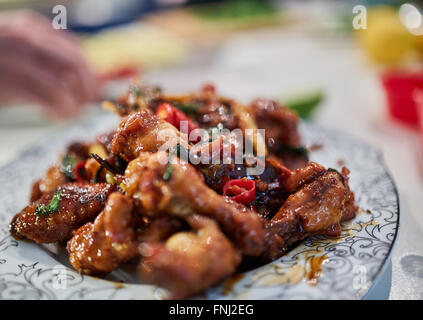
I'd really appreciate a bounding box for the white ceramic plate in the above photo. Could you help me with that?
[0,110,399,300]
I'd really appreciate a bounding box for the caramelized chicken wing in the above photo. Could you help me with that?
[138,215,241,299]
[67,192,137,275]
[110,110,184,162]
[263,168,356,260]
[10,183,113,243]
[68,194,189,275]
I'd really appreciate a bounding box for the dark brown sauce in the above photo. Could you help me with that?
[308,143,323,151]
[306,255,327,285]
[222,273,245,295]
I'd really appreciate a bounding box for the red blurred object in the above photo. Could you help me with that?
[156,102,200,140]
[73,160,87,182]
[381,70,423,127]
[414,90,423,150]
[97,66,139,83]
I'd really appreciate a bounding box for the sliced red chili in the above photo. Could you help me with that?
[156,103,200,140]
[223,178,256,205]
[73,160,87,182]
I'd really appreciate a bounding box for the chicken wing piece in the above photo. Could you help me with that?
[281,161,326,194]
[67,192,138,275]
[138,215,241,299]
[68,193,189,275]
[10,183,113,244]
[110,109,184,162]
[124,151,265,256]
[263,168,357,261]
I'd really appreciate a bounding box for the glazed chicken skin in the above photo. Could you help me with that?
[124,151,265,257]
[67,192,138,275]
[138,215,241,299]
[10,183,113,243]
[111,109,185,162]
[263,165,356,261]
[67,192,186,276]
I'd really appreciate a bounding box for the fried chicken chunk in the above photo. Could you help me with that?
[67,192,138,275]
[138,215,241,299]
[67,193,185,275]
[124,151,265,256]
[110,110,183,162]
[10,183,113,244]
[264,167,357,260]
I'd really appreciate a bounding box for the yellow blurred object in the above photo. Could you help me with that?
[356,6,417,65]
[88,143,107,159]
[85,158,101,181]
[105,172,117,185]
[81,24,188,73]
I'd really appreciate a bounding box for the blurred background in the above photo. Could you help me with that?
[0,0,423,299]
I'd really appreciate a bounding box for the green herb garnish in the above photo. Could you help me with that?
[61,154,76,181]
[172,101,201,115]
[171,143,189,159]
[153,86,162,93]
[163,164,173,181]
[129,85,141,97]
[35,190,61,216]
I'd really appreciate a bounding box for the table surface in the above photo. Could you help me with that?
[1,26,422,300]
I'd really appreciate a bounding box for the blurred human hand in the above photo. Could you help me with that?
[0,11,99,120]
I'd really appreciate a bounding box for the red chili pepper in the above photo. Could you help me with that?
[223,178,256,205]
[73,160,87,182]
[156,103,200,140]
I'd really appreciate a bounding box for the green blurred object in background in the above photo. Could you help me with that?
[282,89,324,119]
[193,0,277,21]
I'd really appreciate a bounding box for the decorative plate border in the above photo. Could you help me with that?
[0,112,399,300]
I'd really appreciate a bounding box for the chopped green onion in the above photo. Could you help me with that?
[61,154,76,181]
[170,143,189,159]
[163,164,173,181]
[129,85,141,97]
[172,101,201,115]
[35,190,61,216]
